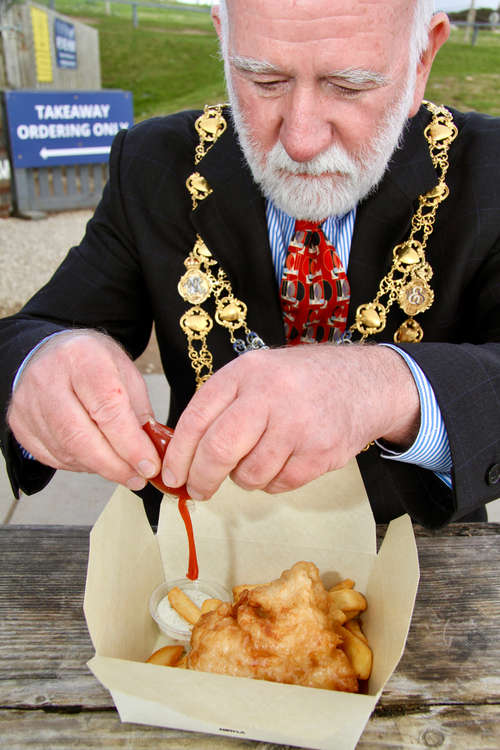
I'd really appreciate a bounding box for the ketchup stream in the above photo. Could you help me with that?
[142,418,199,580]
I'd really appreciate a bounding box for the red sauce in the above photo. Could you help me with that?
[142,419,199,580]
[177,494,199,580]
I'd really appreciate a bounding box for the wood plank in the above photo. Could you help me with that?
[79,165,90,196]
[52,168,64,198]
[65,165,78,196]
[38,169,51,201]
[382,532,500,707]
[359,704,500,749]
[0,709,263,749]
[0,704,498,749]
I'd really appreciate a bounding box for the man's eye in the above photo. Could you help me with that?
[328,82,367,98]
[254,79,287,91]
[334,85,363,98]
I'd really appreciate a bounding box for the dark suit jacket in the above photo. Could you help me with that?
[1,105,499,527]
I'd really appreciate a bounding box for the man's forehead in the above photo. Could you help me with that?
[225,0,414,25]
[224,0,414,54]
[223,0,413,73]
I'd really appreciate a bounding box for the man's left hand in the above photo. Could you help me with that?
[162,344,420,500]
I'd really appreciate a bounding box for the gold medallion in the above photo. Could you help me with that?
[178,268,212,305]
[423,182,449,205]
[180,307,213,338]
[393,239,424,268]
[186,172,212,209]
[355,302,386,336]
[394,318,424,343]
[425,120,458,145]
[195,106,227,164]
[215,298,247,329]
[398,276,434,316]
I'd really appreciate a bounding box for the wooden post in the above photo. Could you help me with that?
[132,3,138,28]
[464,0,476,44]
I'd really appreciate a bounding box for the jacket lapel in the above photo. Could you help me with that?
[348,106,439,328]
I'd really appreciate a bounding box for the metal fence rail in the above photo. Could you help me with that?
[48,0,211,28]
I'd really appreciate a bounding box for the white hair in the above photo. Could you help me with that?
[412,0,436,66]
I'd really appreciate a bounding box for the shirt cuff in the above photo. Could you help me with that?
[376,344,453,487]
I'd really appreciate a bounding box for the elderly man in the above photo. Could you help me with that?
[1,0,499,527]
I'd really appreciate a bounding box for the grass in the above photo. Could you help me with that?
[426,27,500,116]
[45,2,500,119]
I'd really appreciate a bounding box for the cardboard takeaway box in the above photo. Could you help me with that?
[84,459,419,750]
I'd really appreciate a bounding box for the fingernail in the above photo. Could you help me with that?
[187,485,205,501]
[137,459,157,478]
[162,467,177,487]
[127,476,147,491]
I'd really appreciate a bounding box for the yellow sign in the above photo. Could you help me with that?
[30,6,53,83]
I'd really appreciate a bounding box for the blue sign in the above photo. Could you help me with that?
[4,90,134,168]
[54,18,77,69]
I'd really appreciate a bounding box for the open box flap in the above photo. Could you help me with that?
[362,514,420,696]
[88,654,376,750]
[157,459,376,580]
[83,487,164,659]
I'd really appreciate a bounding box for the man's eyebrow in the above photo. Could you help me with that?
[326,68,389,86]
[230,55,283,75]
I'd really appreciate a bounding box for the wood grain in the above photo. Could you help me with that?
[1,524,499,749]
[0,705,499,749]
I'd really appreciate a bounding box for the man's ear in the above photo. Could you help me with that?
[211,4,223,43]
[409,12,450,116]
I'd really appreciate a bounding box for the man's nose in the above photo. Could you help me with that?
[279,89,333,163]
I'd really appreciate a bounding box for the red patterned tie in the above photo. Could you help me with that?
[280,220,350,344]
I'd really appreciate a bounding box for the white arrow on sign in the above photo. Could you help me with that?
[40,146,111,159]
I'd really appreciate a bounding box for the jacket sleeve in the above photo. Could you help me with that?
[397,340,500,522]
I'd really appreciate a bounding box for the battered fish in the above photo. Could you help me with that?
[188,561,358,692]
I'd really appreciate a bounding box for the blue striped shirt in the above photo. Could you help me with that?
[266,199,453,489]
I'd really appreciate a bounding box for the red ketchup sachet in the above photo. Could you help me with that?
[142,418,199,580]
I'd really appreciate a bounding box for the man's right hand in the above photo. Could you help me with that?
[7,331,162,490]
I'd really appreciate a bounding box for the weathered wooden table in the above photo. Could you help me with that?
[0,523,499,749]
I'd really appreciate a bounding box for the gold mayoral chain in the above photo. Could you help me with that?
[180,101,458,389]
[349,100,458,344]
[180,106,268,389]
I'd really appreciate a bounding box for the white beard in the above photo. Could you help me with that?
[226,72,416,221]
